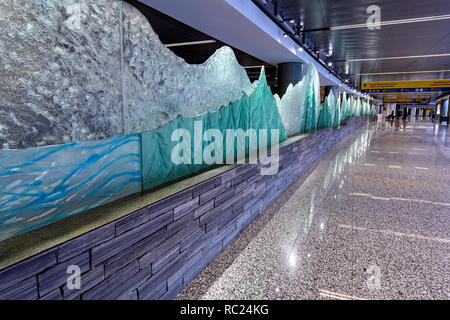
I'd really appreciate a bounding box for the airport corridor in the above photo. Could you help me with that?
[177,118,450,300]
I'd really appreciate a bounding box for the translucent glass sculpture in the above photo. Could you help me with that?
[357,98,362,116]
[0,0,281,241]
[344,96,350,121]
[122,3,255,135]
[333,94,341,128]
[369,104,376,117]
[317,93,333,129]
[348,97,353,117]
[0,0,373,242]
[340,93,348,121]
[141,69,286,190]
[0,135,142,241]
[349,96,356,117]
[328,91,336,127]
[356,98,362,116]
[275,71,307,136]
[303,63,321,133]
[0,0,254,149]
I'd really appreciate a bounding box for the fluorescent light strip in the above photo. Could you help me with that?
[357,69,450,76]
[244,65,264,69]
[330,14,450,30]
[348,53,450,62]
[164,40,216,48]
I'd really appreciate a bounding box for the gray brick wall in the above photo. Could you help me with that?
[0,117,372,300]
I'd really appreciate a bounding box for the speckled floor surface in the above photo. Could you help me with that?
[175,117,450,300]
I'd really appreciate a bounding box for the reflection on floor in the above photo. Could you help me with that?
[175,117,450,300]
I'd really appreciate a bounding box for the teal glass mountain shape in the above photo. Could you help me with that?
[141,68,286,191]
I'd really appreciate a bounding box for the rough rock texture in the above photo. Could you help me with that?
[0,0,253,149]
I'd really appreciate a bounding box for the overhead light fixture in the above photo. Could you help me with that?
[330,14,450,30]
[347,53,450,62]
[164,40,216,48]
[328,62,333,67]
[298,47,304,52]
[283,33,288,38]
[357,69,450,76]
[244,65,265,69]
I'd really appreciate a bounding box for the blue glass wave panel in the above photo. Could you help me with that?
[0,135,142,241]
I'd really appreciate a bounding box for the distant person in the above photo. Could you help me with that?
[386,111,394,119]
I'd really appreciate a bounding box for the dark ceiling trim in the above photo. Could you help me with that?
[435,92,450,101]
[250,0,354,89]
[302,27,331,33]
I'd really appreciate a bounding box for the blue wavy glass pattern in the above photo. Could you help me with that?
[0,135,142,241]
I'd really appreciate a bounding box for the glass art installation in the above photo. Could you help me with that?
[317,93,333,129]
[0,135,142,241]
[0,0,376,241]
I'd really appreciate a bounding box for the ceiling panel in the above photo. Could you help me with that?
[275,0,450,98]
[389,0,450,19]
[337,55,450,74]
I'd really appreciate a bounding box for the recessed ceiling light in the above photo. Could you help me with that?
[298,47,304,52]
[283,18,295,24]
[243,65,265,69]
[328,62,333,67]
[330,14,450,30]
[347,53,450,62]
[283,33,288,38]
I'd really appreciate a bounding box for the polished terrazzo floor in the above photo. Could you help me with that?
[176,117,450,300]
